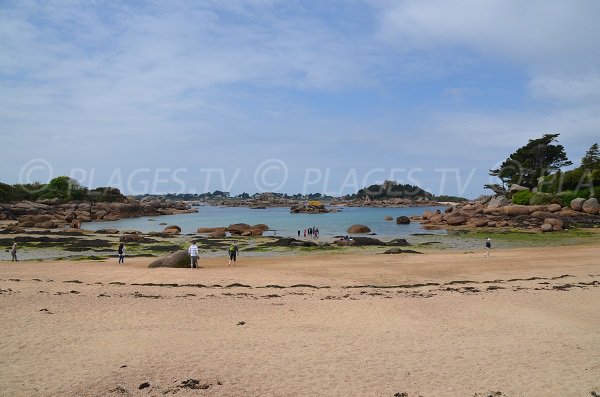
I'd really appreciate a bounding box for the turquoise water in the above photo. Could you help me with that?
[83,205,448,239]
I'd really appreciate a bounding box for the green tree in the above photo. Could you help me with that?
[489,133,572,189]
[581,143,600,170]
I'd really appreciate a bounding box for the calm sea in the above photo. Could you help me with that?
[83,205,448,239]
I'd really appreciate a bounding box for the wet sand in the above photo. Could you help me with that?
[1,246,599,396]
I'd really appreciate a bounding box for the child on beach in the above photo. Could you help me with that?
[188,242,199,269]
[485,238,492,257]
[118,243,125,264]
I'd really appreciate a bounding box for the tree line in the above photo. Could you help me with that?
[0,176,125,203]
[487,133,599,205]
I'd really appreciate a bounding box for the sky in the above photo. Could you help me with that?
[1,0,599,198]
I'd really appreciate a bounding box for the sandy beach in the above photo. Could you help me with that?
[1,246,599,397]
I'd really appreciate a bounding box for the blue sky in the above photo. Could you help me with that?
[1,0,599,198]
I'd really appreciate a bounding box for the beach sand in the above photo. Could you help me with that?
[0,246,599,396]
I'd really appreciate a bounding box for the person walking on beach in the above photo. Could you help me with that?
[228,243,239,266]
[117,243,125,264]
[485,238,492,257]
[297,229,300,238]
[10,242,17,261]
[188,241,200,269]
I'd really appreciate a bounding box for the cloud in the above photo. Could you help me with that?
[375,0,600,72]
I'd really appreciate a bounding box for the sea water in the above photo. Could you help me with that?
[83,205,448,239]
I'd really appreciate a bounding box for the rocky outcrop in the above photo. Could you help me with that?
[163,225,181,234]
[227,223,270,236]
[416,196,600,232]
[0,198,197,229]
[396,216,410,224]
[290,203,331,214]
[347,224,371,234]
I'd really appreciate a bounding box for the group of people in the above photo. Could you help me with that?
[298,226,319,239]
[187,241,239,269]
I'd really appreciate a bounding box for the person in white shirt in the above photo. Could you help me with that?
[188,242,199,269]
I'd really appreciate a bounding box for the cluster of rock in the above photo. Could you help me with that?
[197,223,270,237]
[0,197,197,229]
[290,203,333,214]
[416,196,600,232]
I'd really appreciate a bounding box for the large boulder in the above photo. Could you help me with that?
[252,224,269,232]
[227,223,252,235]
[446,214,467,226]
[421,210,434,220]
[487,196,510,209]
[501,205,530,216]
[530,211,554,220]
[148,250,191,268]
[582,198,599,215]
[197,227,227,234]
[395,216,410,224]
[39,220,57,229]
[509,184,530,193]
[471,218,489,227]
[96,229,120,234]
[338,237,384,246]
[163,225,181,234]
[120,234,142,242]
[347,224,371,234]
[547,204,562,213]
[544,218,564,229]
[570,198,586,211]
[386,238,410,247]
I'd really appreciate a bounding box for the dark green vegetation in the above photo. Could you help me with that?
[0,176,125,203]
[484,134,597,204]
[489,133,572,189]
[352,180,432,200]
